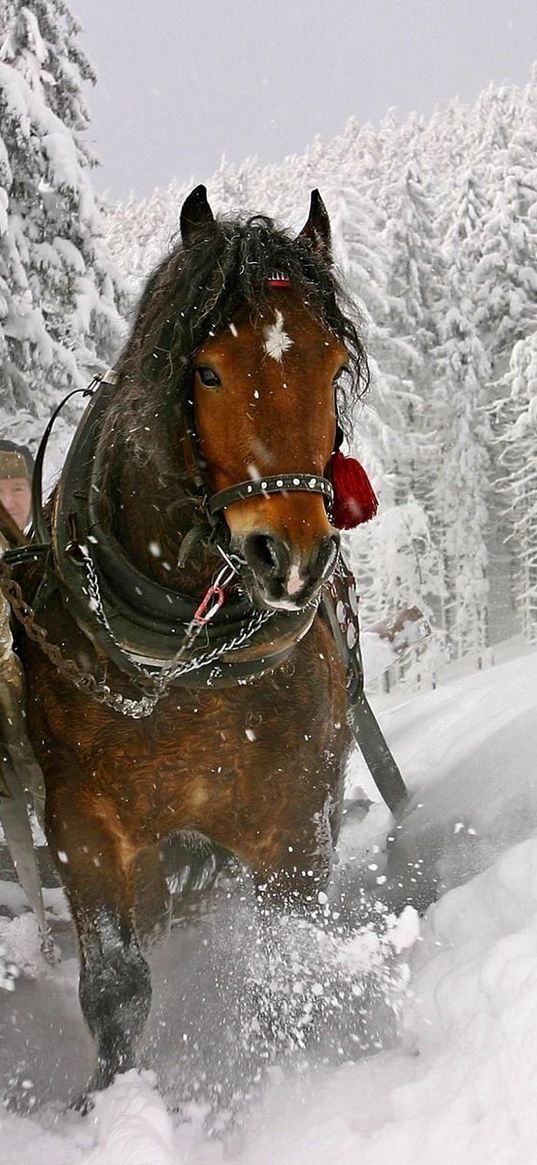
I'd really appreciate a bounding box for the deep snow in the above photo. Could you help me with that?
[1,644,537,1163]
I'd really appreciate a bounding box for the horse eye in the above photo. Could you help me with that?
[196,366,221,388]
[333,365,350,386]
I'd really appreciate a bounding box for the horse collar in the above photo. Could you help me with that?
[48,374,318,691]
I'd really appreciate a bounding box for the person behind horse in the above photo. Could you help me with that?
[0,440,34,535]
[0,442,34,798]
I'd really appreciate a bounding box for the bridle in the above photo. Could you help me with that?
[209,472,333,518]
[181,272,336,524]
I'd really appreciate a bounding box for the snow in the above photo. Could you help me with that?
[2,22,537,1155]
[83,1073,177,1165]
[1,645,537,1163]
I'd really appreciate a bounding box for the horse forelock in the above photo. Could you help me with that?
[118,216,366,397]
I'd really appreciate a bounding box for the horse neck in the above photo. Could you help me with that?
[106,435,218,598]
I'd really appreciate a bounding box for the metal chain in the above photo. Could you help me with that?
[0,554,155,717]
[0,549,275,719]
[75,543,274,691]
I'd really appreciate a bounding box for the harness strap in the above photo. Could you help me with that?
[31,383,97,544]
[2,544,50,567]
[209,472,333,515]
[323,568,408,817]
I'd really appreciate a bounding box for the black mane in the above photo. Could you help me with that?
[114,213,369,433]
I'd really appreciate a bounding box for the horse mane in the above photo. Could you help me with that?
[107,214,369,441]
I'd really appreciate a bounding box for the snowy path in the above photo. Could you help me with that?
[1,648,536,1163]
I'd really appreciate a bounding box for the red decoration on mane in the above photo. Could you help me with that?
[330,451,378,529]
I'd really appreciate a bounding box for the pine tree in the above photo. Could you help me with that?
[377,155,444,506]
[499,332,537,644]
[473,129,537,379]
[0,0,124,435]
[433,249,491,660]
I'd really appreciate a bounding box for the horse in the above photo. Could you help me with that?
[12,187,386,1097]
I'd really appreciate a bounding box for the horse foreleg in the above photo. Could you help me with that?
[251,816,334,917]
[134,842,171,949]
[246,821,336,1050]
[45,787,151,1093]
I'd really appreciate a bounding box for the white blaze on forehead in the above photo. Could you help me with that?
[263,309,293,362]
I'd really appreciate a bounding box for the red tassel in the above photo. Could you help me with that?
[330,451,378,529]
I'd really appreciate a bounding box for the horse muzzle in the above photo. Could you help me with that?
[240,529,339,611]
[209,471,339,610]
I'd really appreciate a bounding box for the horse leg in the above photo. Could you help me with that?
[45,785,151,1094]
[253,840,332,917]
[249,781,339,915]
[246,824,335,1047]
[134,843,171,949]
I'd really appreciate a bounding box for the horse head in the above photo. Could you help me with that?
[183,187,364,611]
[108,187,368,613]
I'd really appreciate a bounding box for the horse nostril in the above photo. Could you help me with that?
[244,533,290,580]
[312,533,339,582]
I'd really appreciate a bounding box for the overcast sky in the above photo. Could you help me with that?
[71,0,537,202]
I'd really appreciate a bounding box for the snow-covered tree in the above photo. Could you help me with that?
[433,254,491,660]
[473,143,537,380]
[0,0,124,434]
[499,333,537,644]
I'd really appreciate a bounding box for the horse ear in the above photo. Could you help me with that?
[298,189,331,257]
[180,185,215,246]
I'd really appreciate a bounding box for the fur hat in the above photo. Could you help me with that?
[0,440,34,481]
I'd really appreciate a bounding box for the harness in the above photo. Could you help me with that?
[29,371,337,701]
[0,368,409,940]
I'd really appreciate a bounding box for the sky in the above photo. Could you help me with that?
[72,0,537,202]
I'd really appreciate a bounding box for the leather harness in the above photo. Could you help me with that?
[16,371,337,692]
[2,369,409,813]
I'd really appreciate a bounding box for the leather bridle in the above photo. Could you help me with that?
[208,471,333,517]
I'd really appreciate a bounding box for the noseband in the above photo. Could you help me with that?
[208,473,333,517]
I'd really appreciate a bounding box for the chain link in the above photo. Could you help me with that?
[74,543,274,685]
[0,555,159,717]
[0,550,276,719]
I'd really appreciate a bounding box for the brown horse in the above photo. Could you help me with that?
[17,188,374,1095]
